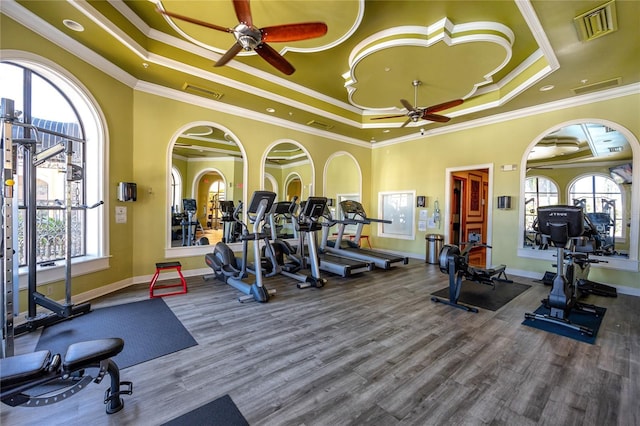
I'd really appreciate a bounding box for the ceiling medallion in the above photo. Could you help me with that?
[344,18,514,111]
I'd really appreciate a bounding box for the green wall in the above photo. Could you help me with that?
[131,90,371,276]
[3,13,639,303]
[370,94,639,288]
[2,14,135,304]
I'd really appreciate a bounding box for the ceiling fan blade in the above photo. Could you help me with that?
[424,99,464,114]
[371,114,407,120]
[233,0,253,27]
[261,22,328,43]
[400,99,417,112]
[214,42,244,67]
[421,113,451,123]
[157,8,232,33]
[255,42,295,75]
[400,118,412,128]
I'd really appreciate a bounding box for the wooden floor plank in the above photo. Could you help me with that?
[2,260,639,425]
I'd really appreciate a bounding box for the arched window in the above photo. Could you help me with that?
[569,174,624,239]
[523,176,558,246]
[1,60,105,272]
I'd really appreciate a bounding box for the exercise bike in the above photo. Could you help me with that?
[524,205,606,336]
[204,191,277,303]
[538,211,618,298]
[431,233,512,313]
[1,338,132,414]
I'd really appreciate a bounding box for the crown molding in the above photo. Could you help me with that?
[1,0,138,87]
[135,80,371,148]
[373,82,640,149]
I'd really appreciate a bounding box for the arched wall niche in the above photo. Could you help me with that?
[517,119,639,271]
[167,121,247,251]
[323,151,363,220]
[261,139,315,201]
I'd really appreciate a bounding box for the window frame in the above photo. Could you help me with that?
[2,54,108,288]
[523,176,559,247]
[568,173,626,240]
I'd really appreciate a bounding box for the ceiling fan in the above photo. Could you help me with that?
[157,0,328,75]
[372,80,464,127]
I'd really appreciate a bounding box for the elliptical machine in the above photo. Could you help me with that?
[267,197,328,289]
[524,205,605,336]
[204,191,277,303]
[220,200,241,243]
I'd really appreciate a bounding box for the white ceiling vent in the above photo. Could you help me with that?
[306,120,334,130]
[574,0,618,42]
[571,77,621,95]
[182,83,224,100]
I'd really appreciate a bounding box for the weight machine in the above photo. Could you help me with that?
[2,98,102,357]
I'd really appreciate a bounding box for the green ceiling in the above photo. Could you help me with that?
[3,0,640,144]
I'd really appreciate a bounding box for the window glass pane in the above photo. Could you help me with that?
[31,73,77,123]
[569,175,623,238]
[0,62,24,115]
[4,62,87,266]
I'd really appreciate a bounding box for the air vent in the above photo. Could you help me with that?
[608,146,623,153]
[571,77,621,95]
[306,119,334,130]
[574,0,618,42]
[182,83,224,100]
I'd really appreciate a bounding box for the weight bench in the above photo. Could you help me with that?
[1,338,133,414]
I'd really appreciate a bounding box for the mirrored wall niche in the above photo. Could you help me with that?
[323,152,362,227]
[519,121,639,269]
[262,141,314,201]
[168,124,245,249]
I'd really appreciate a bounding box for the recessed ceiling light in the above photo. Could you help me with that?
[63,19,84,32]
[580,79,588,84]
[266,108,275,113]
[539,85,555,92]
[382,129,390,133]
[384,67,391,72]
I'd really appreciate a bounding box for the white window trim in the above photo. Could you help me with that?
[4,51,109,287]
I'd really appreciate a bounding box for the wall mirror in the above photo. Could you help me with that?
[519,121,639,269]
[168,123,245,249]
[323,152,362,233]
[262,141,314,202]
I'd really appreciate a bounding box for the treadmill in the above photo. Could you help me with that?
[325,200,409,270]
[314,207,373,277]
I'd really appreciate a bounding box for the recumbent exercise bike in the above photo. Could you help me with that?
[524,205,606,336]
[431,233,513,313]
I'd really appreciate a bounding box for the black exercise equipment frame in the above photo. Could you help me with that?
[431,234,512,313]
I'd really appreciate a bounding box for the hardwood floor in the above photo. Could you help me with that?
[2,260,639,425]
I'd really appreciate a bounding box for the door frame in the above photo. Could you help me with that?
[444,163,494,267]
